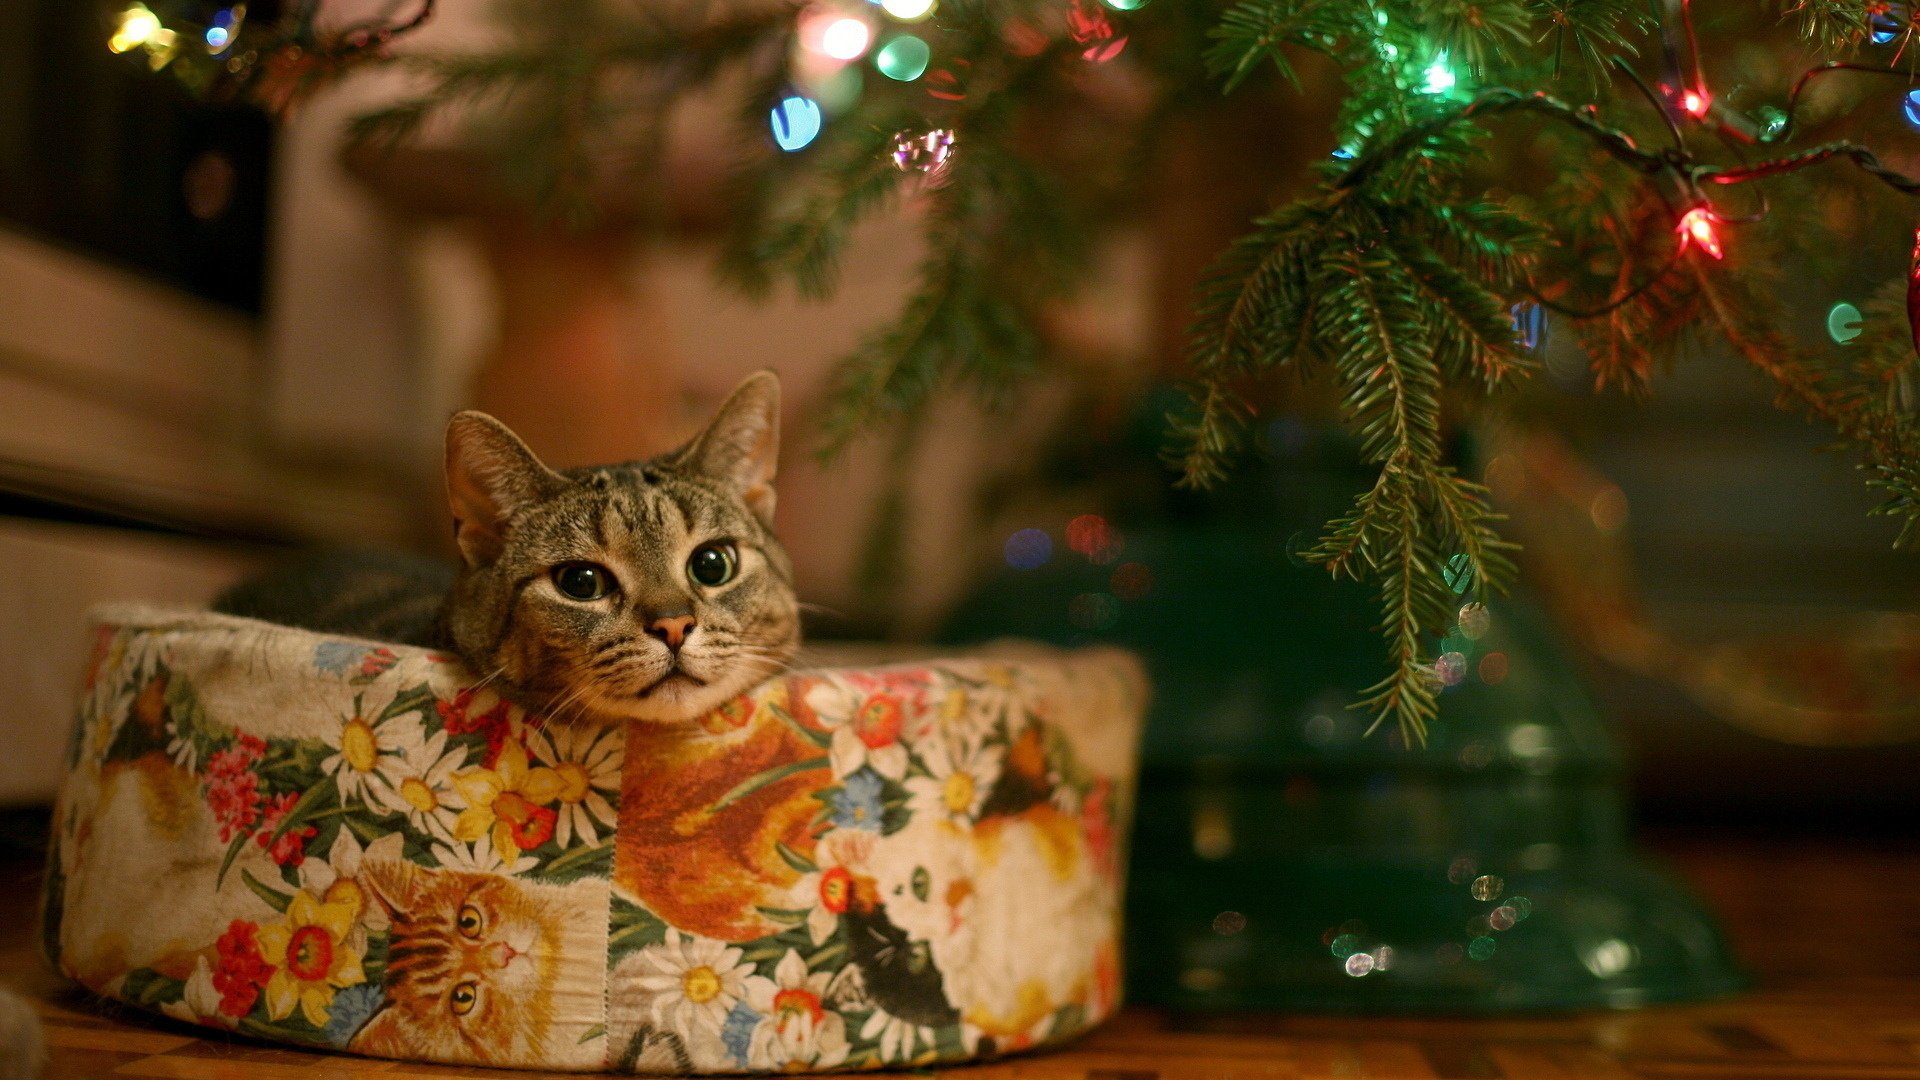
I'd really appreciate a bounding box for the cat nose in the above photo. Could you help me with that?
[646,614,696,651]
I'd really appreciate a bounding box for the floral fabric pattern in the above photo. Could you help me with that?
[43,609,1145,1073]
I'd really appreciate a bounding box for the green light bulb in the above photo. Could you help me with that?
[1828,302,1863,344]
[875,34,930,81]
[1423,53,1457,95]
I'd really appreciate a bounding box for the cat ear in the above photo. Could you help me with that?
[446,412,568,566]
[357,855,418,921]
[677,372,781,528]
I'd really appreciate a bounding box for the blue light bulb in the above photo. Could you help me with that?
[770,96,823,152]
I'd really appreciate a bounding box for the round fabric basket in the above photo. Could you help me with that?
[42,607,1145,1073]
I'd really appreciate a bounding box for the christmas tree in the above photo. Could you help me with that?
[112,0,1920,742]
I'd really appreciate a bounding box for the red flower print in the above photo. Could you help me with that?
[357,647,398,679]
[853,695,904,749]
[493,790,557,851]
[212,920,274,1018]
[438,689,515,766]
[204,768,262,844]
[818,867,855,914]
[254,791,316,867]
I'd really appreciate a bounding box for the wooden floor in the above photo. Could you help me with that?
[6,829,1919,1079]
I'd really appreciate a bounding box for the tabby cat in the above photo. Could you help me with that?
[216,372,801,726]
[351,857,606,1068]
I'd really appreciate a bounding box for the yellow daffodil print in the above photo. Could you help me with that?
[254,889,367,1027]
[451,740,564,858]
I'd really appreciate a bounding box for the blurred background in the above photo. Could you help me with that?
[4,0,1920,996]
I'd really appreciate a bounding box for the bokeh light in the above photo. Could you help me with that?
[1447,855,1477,884]
[1589,484,1629,533]
[1103,0,1148,8]
[1004,528,1052,570]
[108,4,163,53]
[1422,53,1457,94]
[1468,935,1497,961]
[1344,952,1375,977]
[881,0,936,20]
[1478,651,1510,685]
[1827,301,1863,344]
[1873,6,1905,44]
[1470,874,1504,902]
[1066,514,1111,558]
[769,96,823,151]
[1211,911,1246,935]
[820,17,873,60]
[874,34,930,81]
[1083,36,1127,62]
[1443,553,1474,595]
[1511,301,1548,353]
[1458,601,1491,640]
[1435,652,1468,687]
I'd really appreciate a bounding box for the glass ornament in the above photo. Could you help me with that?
[890,127,956,175]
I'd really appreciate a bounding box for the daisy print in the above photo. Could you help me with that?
[318,697,423,807]
[630,930,767,1040]
[905,732,1005,825]
[429,833,538,877]
[746,950,851,1069]
[785,829,876,946]
[524,720,620,848]
[860,1003,939,1064]
[369,728,467,846]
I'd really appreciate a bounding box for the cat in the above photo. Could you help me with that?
[215,371,801,727]
[349,856,607,1069]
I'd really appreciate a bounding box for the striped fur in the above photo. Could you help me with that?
[216,373,800,727]
[442,373,799,725]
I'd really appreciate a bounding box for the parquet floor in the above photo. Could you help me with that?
[6,830,1919,1079]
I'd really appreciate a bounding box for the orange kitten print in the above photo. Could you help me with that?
[349,859,606,1069]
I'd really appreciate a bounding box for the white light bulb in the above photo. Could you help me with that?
[881,0,936,21]
[820,17,872,60]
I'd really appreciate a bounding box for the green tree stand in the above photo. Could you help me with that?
[940,411,1745,1012]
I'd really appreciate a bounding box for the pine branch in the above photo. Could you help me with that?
[1206,0,1369,91]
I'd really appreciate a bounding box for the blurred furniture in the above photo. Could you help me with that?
[0,227,420,804]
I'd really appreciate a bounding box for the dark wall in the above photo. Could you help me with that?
[0,1,273,313]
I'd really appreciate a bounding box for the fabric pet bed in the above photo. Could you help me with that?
[41,607,1146,1073]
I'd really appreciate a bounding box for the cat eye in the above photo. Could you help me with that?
[687,541,738,588]
[450,980,480,1016]
[911,866,931,903]
[552,562,615,601]
[456,903,485,939]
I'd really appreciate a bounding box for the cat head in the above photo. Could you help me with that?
[442,372,800,725]
[350,858,585,1065]
[858,817,976,954]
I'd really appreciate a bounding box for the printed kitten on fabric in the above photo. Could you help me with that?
[348,857,605,1067]
[216,372,801,726]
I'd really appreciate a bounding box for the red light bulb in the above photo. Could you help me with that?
[1677,207,1724,259]
[1681,88,1711,118]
